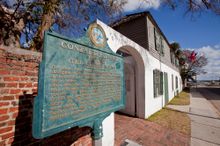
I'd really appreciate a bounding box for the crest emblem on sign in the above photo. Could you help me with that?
[88,23,107,48]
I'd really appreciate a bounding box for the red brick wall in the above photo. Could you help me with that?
[0,46,92,146]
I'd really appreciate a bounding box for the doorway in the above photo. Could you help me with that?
[164,72,169,104]
[116,46,145,118]
[119,56,136,116]
[117,50,137,116]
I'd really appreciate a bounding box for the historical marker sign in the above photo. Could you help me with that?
[33,24,125,139]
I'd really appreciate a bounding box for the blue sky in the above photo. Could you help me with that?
[7,0,219,80]
[122,0,220,80]
[150,7,220,49]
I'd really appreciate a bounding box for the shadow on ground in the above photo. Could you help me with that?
[12,92,91,146]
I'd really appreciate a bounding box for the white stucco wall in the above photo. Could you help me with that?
[97,19,182,117]
[96,19,182,145]
[145,54,182,117]
[101,113,114,146]
[144,16,183,117]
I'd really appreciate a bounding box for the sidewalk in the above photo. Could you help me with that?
[167,88,220,146]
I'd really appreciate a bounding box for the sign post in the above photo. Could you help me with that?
[32,23,125,140]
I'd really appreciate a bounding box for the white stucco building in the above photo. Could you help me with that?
[94,12,183,145]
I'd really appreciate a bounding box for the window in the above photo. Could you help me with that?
[154,28,164,56]
[154,28,160,51]
[153,69,163,97]
[176,76,178,89]
[160,37,164,56]
[170,51,175,64]
[175,58,179,67]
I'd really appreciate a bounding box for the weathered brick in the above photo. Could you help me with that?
[20,77,29,81]
[4,77,19,81]
[12,112,19,118]
[0,141,5,146]
[0,89,9,94]
[22,66,34,71]
[0,46,93,146]
[0,115,9,121]
[1,132,14,140]
[0,122,7,128]
[6,83,17,88]
[0,83,5,87]
[7,137,14,144]
[0,102,10,106]
[11,70,25,76]
[21,89,31,94]
[10,65,21,70]
[25,71,38,76]
[11,101,19,106]
[9,107,19,113]
[0,70,10,75]
[0,108,8,114]
[33,83,38,87]
[11,60,25,66]
[0,64,9,69]
[32,88,37,93]
[19,83,32,88]
[7,120,15,126]
[15,95,22,100]
[1,96,14,100]
[0,57,6,63]
[26,62,39,68]
[0,127,13,134]
[30,77,38,82]
[10,89,21,94]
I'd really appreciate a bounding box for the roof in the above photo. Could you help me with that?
[110,11,149,28]
[110,11,172,49]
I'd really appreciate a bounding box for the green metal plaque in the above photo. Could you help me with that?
[32,26,125,139]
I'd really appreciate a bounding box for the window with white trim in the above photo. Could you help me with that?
[153,69,163,97]
[154,28,164,56]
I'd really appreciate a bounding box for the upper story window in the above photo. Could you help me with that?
[154,28,164,56]
[153,69,163,97]
[175,58,179,67]
[170,51,175,64]
[161,38,164,56]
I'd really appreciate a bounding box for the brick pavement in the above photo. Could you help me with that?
[115,114,190,146]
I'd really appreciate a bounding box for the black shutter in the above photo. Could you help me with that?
[160,72,163,95]
[154,28,158,51]
[153,70,156,97]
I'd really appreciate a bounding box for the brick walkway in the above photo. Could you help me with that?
[115,114,190,146]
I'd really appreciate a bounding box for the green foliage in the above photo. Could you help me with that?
[0,0,127,50]
[170,42,208,84]
[181,50,208,83]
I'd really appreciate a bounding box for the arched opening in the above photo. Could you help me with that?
[116,46,145,118]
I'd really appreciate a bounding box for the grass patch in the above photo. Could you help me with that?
[169,91,190,105]
[148,108,191,136]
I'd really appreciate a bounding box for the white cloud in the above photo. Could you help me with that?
[186,45,220,80]
[123,0,161,12]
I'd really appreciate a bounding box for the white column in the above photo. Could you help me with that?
[96,113,114,146]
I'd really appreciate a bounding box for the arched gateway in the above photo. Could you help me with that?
[97,20,148,119]
[116,46,145,118]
